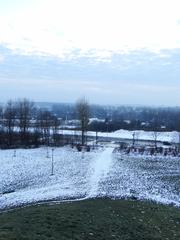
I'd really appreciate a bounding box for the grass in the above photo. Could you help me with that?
[0,198,180,240]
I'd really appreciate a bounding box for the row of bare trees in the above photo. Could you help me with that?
[1,97,178,150]
[0,97,91,148]
[0,99,61,148]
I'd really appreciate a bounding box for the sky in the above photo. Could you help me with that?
[0,0,180,106]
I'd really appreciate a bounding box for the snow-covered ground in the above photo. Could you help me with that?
[62,129,180,143]
[0,145,179,210]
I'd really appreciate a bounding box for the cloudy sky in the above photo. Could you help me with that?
[0,0,180,105]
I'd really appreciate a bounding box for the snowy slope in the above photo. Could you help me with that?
[0,147,99,209]
[0,146,179,209]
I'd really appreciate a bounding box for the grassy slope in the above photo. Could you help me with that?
[0,199,180,240]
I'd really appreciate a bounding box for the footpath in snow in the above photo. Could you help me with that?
[88,146,114,197]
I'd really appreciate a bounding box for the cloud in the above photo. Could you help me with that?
[0,45,180,82]
[0,44,180,105]
[0,0,180,60]
[1,1,180,106]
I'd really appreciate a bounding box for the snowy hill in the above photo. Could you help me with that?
[0,145,179,210]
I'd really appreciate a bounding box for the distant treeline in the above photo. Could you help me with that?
[1,99,180,149]
[52,103,180,132]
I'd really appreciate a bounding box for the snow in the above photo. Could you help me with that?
[89,118,105,123]
[103,152,180,206]
[62,129,180,143]
[0,147,98,209]
[0,145,179,210]
[60,125,77,129]
[123,120,131,124]
[88,146,114,197]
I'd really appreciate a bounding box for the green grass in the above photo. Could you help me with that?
[0,199,180,240]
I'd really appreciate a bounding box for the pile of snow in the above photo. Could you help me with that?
[112,130,179,143]
[89,118,105,123]
[62,129,180,143]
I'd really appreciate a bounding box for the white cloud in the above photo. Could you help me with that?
[0,0,180,59]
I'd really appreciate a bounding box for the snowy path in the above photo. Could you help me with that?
[88,147,114,197]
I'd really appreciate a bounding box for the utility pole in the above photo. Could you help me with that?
[51,148,54,175]
[96,131,98,145]
[106,121,109,138]
[132,132,135,147]
[46,146,50,158]
[13,150,16,157]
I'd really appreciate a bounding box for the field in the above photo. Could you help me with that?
[0,198,180,240]
[0,142,180,240]
[0,145,179,209]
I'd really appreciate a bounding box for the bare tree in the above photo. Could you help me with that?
[177,132,180,152]
[152,115,161,149]
[4,100,17,146]
[37,110,54,146]
[0,106,4,145]
[152,131,161,149]
[0,105,3,129]
[51,115,61,145]
[76,98,90,146]
[132,131,140,147]
[16,98,35,145]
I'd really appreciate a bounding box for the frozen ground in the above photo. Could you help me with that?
[0,145,179,210]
